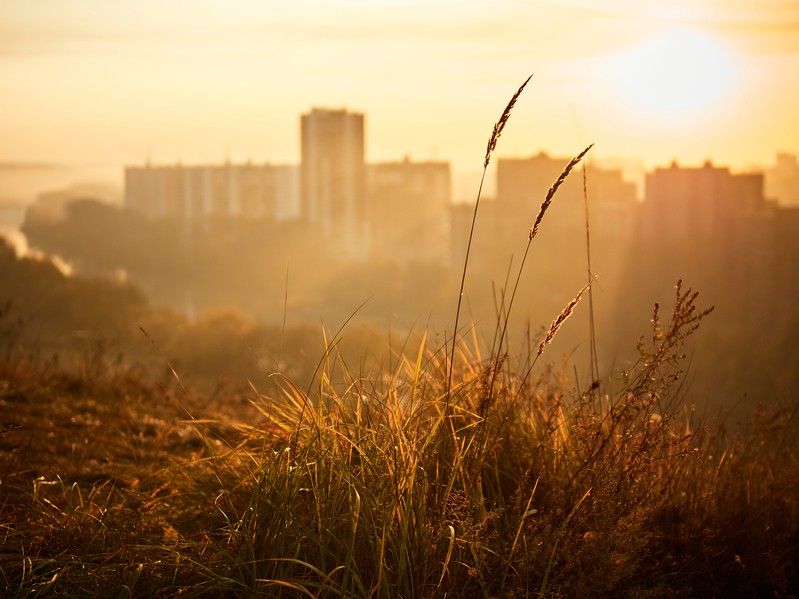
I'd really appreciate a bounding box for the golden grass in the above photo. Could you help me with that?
[2,291,797,597]
[484,75,533,169]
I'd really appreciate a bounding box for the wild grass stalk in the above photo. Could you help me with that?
[581,164,600,392]
[465,145,594,500]
[485,144,594,414]
[447,74,533,404]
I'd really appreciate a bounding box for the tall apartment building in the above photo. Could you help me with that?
[300,108,366,256]
[765,152,799,205]
[124,162,299,221]
[641,161,765,243]
[368,157,451,265]
[496,151,637,234]
[636,161,773,323]
[449,151,639,303]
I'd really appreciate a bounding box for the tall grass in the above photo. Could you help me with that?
[7,283,794,597]
[447,74,532,404]
[2,82,798,598]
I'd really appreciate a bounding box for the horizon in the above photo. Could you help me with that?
[0,142,794,207]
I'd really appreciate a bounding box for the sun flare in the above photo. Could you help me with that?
[607,28,741,123]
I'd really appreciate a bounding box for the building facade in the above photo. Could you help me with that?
[496,151,637,234]
[641,161,765,243]
[367,157,451,265]
[765,152,799,205]
[124,162,299,221]
[300,108,366,256]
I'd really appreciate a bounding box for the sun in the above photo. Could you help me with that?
[606,28,741,123]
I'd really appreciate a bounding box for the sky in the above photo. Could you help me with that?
[2,0,799,200]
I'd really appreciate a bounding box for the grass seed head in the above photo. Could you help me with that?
[484,75,533,169]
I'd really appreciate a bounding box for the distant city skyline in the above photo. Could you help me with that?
[1,141,798,211]
[2,0,798,203]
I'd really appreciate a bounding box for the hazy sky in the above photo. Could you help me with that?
[2,0,798,199]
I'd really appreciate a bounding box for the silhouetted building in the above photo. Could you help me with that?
[641,161,765,243]
[765,152,799,205]
[300,108,366,256]
[448,202,478,272]
[634,161,773,326]
[124,162,299,220]
[497,152,637,234]
[773,206,799,313]
[449,153,638,279]
[367,157,451,265]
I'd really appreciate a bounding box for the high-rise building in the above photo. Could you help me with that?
[765,152,799,205]
[367,157,451,265]
[451,152,638,298]
[497,151,637,233]
[637,161,772,323]
[300,108,366,256]
[124,162,299,221]
[641,161,765,242]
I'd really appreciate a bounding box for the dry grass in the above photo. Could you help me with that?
[484,75,533,170]
[1,285,798,597]
[449,74,533,402]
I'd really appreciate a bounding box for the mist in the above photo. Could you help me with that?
[3,130,799,411]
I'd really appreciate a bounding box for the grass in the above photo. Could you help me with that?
[2,296,798,597]
[2,82,799,598]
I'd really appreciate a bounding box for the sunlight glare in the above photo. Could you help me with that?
[608,28,740,123]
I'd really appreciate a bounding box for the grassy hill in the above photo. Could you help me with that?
[1,287,797,597]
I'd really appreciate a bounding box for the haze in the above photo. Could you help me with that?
[3,0,799,199]
[3,0,799,405]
